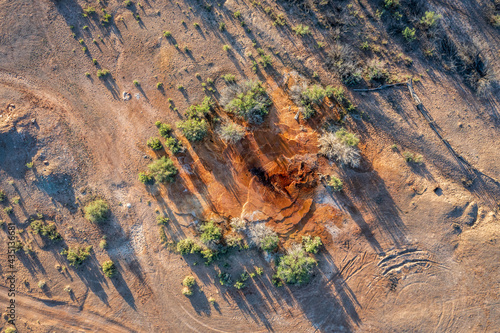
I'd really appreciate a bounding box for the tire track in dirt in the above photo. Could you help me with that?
[0,286,138,332]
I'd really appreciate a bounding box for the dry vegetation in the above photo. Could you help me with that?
[0,0,498,331]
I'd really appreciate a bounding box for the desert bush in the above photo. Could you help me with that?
[302,235,323,253]
[420,11,442,28]
[182,286,193,296]
[226,234,244,248]
[147,156,178,183]
[222,74,236,83]
[156,122,172,137]
[99,239,108,249]
[64,285,72,293]
[30,220,62,241]
[292,24,311,36]
[147,137,163,151]
[84,199,109,223]
[96,69,110,78]
[402,27,416,42]
[177,238,202,254]
[200,221,222,244]
[275,245,317,285]
[327,44,363,86]
[318,132,361,168]
[0,190,6,202]
[384,0,400,9]
[5,327,17,333]
[403,151,424,164]
[155,215,169,226]
[335,128,360,146]
[183,275,196,287]
[177,118,208,142]
[220,80,271,124]
[218,122,245,144]
[164,137,183,154]
[3,206,13,214]
[201,248,217,263]
[102,260,116,277]
[61,246,92,266]
[38,280,46,289]
[230,217,246,231]
[219,22,226,31]
[138,172,154,184]
[247,223,279,251]
[327,176,343,191]
[366,60,389,82]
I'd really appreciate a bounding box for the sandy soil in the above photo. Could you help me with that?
[0,0,498,332]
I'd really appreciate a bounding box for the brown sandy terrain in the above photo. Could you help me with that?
[0,0,499,332]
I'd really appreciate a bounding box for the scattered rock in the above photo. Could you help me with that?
[43,160,49,165]
[126,203,132,208]
[122,91,131,100]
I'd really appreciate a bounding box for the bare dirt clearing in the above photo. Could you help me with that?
[0,0,498,332]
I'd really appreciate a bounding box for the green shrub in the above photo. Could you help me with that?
[223,44,231,51]
[0,190,6,202]
[97,69,110,78]
[133,80,140,86]
[200,221,222,244]
[147,137,163,150]
[102,260,116,277]
[403,152,423,164]
[156,215,170,225]
[185,97,213,119]
[219,22,226,31]
[233,10,241,18]
[30,220,62,241]
[177,238,202,254]
[163,30,172,37]
[275,245,317,285]
[218,122,245,144]
[157,122,172,138]
[84,199,109,223]
[61,246,92,266]
[234,280,245,289]
[261,233,279,251]
[177,118,208,142]
[156,82,163,89]
[384,0,399,8]
[222,74,236,83]
[182,286,193,296]
[420,11,442,28]
[335,128,359,146]
[327,176,343,191]
[302,235,323,253]
[201,248,217,264]
[5,327,17,333]
[38,280,46,289]
[3,206,12,214]
[138,172,154,184]
[99,239,108,249]
[292,24,311,36]
[164,137,183,154]
[221,80,271,124]
[183,275,196,287]
[147,156,178,183]
[402,27,416,42]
